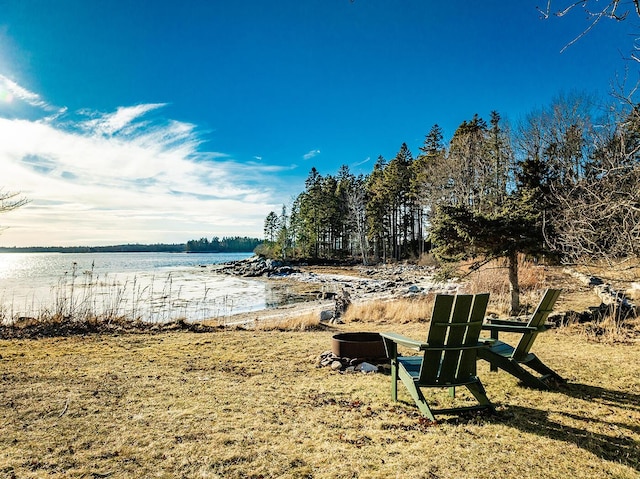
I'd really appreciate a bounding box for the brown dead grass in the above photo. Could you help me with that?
[458,256,548,315]
[1,319,639,479]
[572,259,640,285]
[255,311,324,331]
[343,260,581,324]
[343,295,436,324]
[452,258,618,326]
[1,264,639,478]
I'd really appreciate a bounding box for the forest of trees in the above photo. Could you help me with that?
[260,94,640,311]
[185,236,262,253]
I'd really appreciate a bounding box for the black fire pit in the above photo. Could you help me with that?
[332,332,387,360]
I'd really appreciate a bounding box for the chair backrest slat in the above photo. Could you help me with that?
[513,289,561,359]
[458,293,490,379]
[419,293,489,385]
[421,295,454,384]
[438,295,474,381]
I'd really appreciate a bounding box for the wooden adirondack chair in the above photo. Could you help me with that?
[478,288,564,390]
[380,293,493,421]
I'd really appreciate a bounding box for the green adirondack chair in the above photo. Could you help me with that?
[478,288,564,390]
[380,293,494,421]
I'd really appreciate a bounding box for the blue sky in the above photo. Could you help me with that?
[0,0,636,246]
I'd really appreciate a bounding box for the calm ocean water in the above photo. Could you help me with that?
[0,252,278,322]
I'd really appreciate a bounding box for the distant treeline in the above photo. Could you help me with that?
[0,238,263,254]
[0,244,186,253]
[185,236,262,253]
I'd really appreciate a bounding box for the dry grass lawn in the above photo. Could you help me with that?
[1,318,639,478]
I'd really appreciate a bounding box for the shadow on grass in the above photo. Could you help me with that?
[557,382,640,414]
[502,382,640,472]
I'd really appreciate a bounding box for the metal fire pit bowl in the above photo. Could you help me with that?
[332,332,387,359]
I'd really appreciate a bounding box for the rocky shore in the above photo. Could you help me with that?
[212,256,639,331]
[215,255,460,298]
[211,256,459,325]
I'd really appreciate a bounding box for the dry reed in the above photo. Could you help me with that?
[343,295,436,324]
[460,256,547,316]
[255,312,324,331]
[0,265,242,329]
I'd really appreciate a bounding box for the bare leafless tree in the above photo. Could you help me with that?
[539,1,640,58]
[0,189,28,213]
[0,188,28,235]
[345,179,370,265]
[542,98,640,264]
[548,174,640,262]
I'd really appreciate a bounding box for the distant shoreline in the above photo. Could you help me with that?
[0,245,256,254]
[0,244,187,253]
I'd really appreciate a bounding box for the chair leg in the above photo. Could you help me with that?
[390,359,398,401]
[505,361,552,389]
[479,350,552,390]
[524,355,565,383]
[386,340,399,401]
[407,384,436,421]
[490,330,499,372]
[466,380,493,410]
[397,367,436,421]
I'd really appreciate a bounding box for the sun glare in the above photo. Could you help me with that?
[0,88,14,103]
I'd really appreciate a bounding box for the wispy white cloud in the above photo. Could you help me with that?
[303,149,320,160]
[0,78,291,246]
[80,103,166,136]
[353,156,371,167]
[242,161,297,173]
[0,74,61,112]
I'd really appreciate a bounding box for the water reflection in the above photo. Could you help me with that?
[0,252,301,323]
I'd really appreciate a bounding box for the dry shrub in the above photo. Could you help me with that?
[579,303,640,344]
[579,318,639,344]
[625,287,640,302]
[461,255,547,316]
[255,312,323,331]
[417,253,440,267]
[343,295,436,324]
[462,256,545,293]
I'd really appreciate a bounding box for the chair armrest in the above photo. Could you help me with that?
[482,323,539,333]
[485,318,530,327]
[379,332,427,351]
[420,342,489,352]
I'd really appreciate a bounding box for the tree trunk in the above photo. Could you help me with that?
[508,251,520,315]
